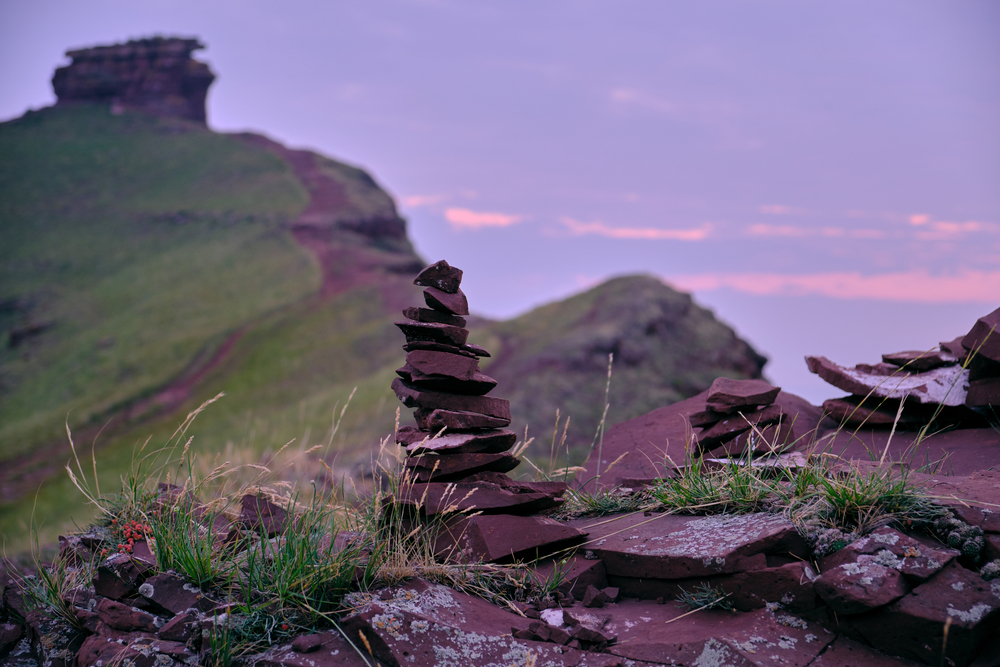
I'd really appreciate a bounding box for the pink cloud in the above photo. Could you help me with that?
[561,216,712,241]
[666,269,1000,303]
[403,194,447,208]
[444,207,522,229]
[747,223,808,237]
[759,204,803,215]
[747,224,886,239]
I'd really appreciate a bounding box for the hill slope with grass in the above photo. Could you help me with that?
[0,104,767,552]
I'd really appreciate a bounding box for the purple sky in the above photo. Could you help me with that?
[2,1,998,403]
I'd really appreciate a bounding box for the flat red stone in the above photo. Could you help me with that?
[391,378,510,420]
[402,306,466,327]
[413,259,463,293]
[705,377,780,413]
[423,286,469,316]
[394,320,469,347]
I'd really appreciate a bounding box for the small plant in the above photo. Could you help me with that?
[675,583,734,612]
[932,515,985,562]
[981,559,1000,581]
[552,486,652,520]
[803,526,859,558]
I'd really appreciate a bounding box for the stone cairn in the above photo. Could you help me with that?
[689,377,786,456]
[389,260,587,563]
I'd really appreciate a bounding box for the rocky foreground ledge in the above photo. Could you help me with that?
[1,264,997,666]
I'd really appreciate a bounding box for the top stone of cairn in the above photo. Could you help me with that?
[414,260,463,294]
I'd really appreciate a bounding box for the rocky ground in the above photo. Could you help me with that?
[2,285,997,666]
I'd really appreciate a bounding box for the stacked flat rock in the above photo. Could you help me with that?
[690,378,788,455]
[390,261,585,562]
[808,306,999,428]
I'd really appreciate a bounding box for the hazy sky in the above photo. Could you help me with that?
[2,1,998,403]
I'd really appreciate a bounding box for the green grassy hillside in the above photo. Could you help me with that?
[0,105,768,555]
[0,106,418,551]
[0,106,315,458]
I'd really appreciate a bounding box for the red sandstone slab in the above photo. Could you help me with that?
[962,306,1000,363]
[413,260,463,293]
[340,579,619,666]
[531,556,609,600]
[404,452,519,483]
[397,428,517,455]
[821,428,1000,477]
[414,408,510,431]
[569,511,808,580]
[882,348,960,372]
[402,306,466,327]
[577,390,828,492]
[402,340,477,358]
[858,561,1000,666]
[809,637,926,667]
[696,404,783,450]
[393,321,469,347]
[814,556,910,614]
[391,378,510,420]
[437,514,589,563]
[393,481,562,516]
[404,349,479,381]
[423,286,469,316]
[967,377,1000,407]
[252,630,371,667]
[806,355,969,406]
[596,602,834,667]
[397,365,498,395]
[714,420,797,456]
[821,395,929,429]
[688,408,730,428]
[706,377,781,413]
[819,527,957,585]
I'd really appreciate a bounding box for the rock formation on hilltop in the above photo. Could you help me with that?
[52,37,215,124]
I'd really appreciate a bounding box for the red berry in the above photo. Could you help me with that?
[281,624,288,631]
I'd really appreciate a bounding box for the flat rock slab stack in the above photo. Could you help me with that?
[809,306,1000,428]
[390,260,587,563]
[690,377,794,456]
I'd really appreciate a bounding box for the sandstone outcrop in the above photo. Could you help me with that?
[52,37,215,124]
